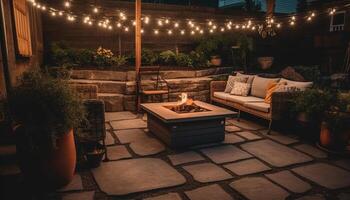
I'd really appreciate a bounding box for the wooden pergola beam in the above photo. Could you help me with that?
[135,0,141,111]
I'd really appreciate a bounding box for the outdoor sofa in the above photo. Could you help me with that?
[210,73,313,133]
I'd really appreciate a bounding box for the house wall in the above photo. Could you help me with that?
[1,0,43,95]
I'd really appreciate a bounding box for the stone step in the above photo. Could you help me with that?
[70,79,126,94]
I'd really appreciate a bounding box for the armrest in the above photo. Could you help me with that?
[210,81,226,98]
[271,92,297,120]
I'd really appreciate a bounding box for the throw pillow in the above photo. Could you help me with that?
[251,76,280,98]
[236,72,256,84]
[230,82,251,96]
[224,76,248,93]
[279,78,313,91]
[264,82,287,104]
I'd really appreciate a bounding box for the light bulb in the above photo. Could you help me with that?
[124,27,129,32]
[165,19,169,24]
[181,30,185,35]
[64,1,70,8]
[117,23,122,27]
[51,12,56,16]
[93,7,99,13]
[154,30,159,35]
[221,28,225,32]
[199,30,203,34]
[277,23,281,28]
[174,23,179,28]
[59,11,63,16]
[168,30,172,35]
[158,20,163,26]
[208,21,212,26]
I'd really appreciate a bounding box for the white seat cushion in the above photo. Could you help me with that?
[226,95,264,105]
[213,92,231,100]
[244,102,271,113]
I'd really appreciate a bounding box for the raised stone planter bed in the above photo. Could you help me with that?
[69,67,232,111]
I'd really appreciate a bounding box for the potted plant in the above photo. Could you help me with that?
[9,70,85,190]
[291,89,350,151]
[319,93,350,151]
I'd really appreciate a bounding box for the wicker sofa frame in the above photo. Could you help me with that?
[210,81,293,133]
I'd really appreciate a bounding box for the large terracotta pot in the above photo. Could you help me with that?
[320,122,349,151]
[16,127,76,190]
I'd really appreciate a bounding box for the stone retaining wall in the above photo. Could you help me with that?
[70,67,231,111]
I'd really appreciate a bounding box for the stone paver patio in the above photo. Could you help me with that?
[4,111,350,200]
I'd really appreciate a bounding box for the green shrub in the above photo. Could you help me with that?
[75,49,94,66]
[111,55,128,69]
[50,41,74,66]
[142,48,158,66]
[9,70,86,149]
[159,50,176,66]
[190,51,210,68]
[175,53,193,67]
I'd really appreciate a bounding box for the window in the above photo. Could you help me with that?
[12,0,32,57]
[330,11,346,32]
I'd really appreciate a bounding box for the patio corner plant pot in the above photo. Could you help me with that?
[210,56,222,66]
[16,127,76,190]
[258,57,274,70]
[9,70,85,191]
[320,121,349,151]
[85,142,105,168]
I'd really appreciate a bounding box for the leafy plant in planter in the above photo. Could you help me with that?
[190,51,210,68]
[111,55,128,69]
[175,53,193,67]
[291,89,350,151]
[159,50,177,66]
[141,48,158,66]
[94,46,115,67]
[9,70,85,189]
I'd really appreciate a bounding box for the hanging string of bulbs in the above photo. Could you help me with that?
[27,0,349,37]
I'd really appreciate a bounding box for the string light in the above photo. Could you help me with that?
[154,30,159,35]
[144,16,150,24]
[64,1,70,8]
[330,8,336,15]
[28,0,349,37]
[141,29,144,34]
[108,25,112,30]
[124,27,129,32]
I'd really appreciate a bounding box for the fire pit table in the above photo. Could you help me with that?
[141,101,236,148]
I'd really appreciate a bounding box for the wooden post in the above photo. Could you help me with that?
[135,0,141,111]
[266,0,275,18]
